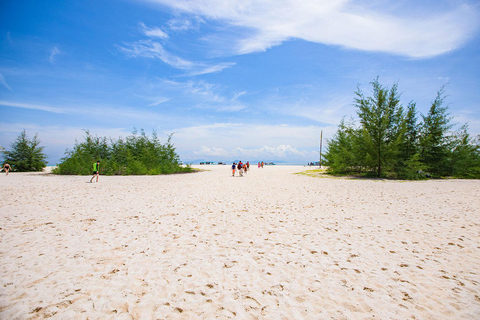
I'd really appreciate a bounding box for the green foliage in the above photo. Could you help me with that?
[448,125,480,178]
[53,130,191,175]
[355,79,405,177]
[3,130,48,172]
[418,87,453,177]
[325,79,480,179]
[324,118,357,173]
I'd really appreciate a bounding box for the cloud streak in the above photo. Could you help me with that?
[49,46,61,63]
[139,22,169,38]
[0,100,66,114]
[118,21,235,75]
[143,0,480,58]
[0,73,13,91]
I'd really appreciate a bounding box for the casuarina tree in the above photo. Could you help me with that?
[3,130,48,172]
[355,79,405,177]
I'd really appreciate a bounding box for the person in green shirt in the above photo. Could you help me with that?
[90,160,100,183]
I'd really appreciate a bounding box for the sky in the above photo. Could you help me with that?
[1,0,480,165]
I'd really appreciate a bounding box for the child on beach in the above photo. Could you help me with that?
[231,162,236,176]
[90,161,100,183]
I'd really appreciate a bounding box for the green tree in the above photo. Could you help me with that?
[418,87,453,177]
[3,130,48,172]
[449,124,480,178]
[54,129,190,175]
[355,79,405,177]
[324,118,357,173]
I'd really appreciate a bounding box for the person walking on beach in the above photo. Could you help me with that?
[237,161,244,177]
[90,160,100,183]
[231,162,236,176]
[2,163,11,175]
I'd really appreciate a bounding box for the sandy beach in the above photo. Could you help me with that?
[0,165,479,319]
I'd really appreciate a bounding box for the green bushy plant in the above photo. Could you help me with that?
[53,130,191,175]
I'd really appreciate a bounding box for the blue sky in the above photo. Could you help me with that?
[1,0,479,164]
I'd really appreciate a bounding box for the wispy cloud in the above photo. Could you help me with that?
[145,0,480,58]
[0,73,12,91]
[139,22,168,38]
[118,40,194,69]
[0,100,66,114]
[119,19,235,75]
[49,46,61,63]
[167,16,204,32]
[183,62,236,76]
[118,39,235,75]
[152,78,247,112]
[0,99,171,124]
[147,97,171,107]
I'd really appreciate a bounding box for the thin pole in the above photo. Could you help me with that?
[319,130,323,169]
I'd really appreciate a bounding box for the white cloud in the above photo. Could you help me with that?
[0,73,12,91]
[0,99,170,124]
[139,22,169,38]
[49,46,61,63]
[167,16,205,32]
[144,0,480,58]
[152,78,247,112]
[194,146,230,157]
[183,62,236,76]
[147,97,171,106]
[118,40,194,69]
[194,144,316,161]
[172,122,325,162]
[118,39,235,75]
[0,100,66,114]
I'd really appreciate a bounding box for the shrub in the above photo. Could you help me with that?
[53,130,191,175]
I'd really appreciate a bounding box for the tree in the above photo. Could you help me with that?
[448,124,480,178]
[325,79,479,179]
[355,79,405,177]
[3,130,48,172]
[54,129,190,175]
[324,117,358,173]
[418,87,453,177]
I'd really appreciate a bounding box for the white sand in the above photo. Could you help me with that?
[1,165,479,319]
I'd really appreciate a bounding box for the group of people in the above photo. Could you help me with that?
[231,161,250,177]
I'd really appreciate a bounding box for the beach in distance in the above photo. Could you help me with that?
[1,165,479,319]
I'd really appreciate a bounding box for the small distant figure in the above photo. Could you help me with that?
[258,162,260,168]
[231,162,236,176]
[246,161,250,171]
[261,161,264,168]
[90,160,100,183]
[237,161,244,177]
[2,163,11,175]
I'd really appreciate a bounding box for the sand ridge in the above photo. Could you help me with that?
[1,165,479,319]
